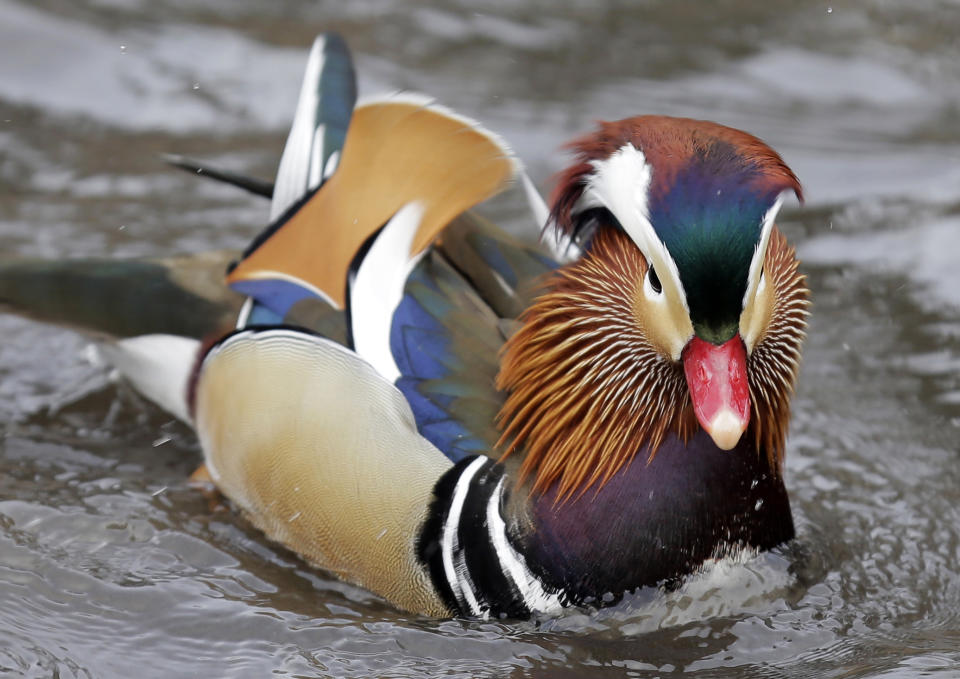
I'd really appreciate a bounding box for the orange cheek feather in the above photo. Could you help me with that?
[682,335,750,450]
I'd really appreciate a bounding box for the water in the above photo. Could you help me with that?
[1,0,959,676]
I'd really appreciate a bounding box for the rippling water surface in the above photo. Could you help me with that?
[1,1,959,677]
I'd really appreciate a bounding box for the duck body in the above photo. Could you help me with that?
[0,33,809,619]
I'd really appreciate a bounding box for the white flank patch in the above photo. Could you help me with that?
[270,35,326,222]
[98,334,200,423]
[576,143,689,314]
[441,456,488,617]
[350,201,427,383]
[486,479,564,615]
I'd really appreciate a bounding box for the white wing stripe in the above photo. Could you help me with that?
[349,201,426,383]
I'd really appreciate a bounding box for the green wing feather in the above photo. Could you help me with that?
[439,211,557,320]
[0,251,242,339]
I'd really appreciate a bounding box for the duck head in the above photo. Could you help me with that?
[497,116,808,500]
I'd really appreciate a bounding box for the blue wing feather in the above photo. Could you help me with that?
[388,214,560,462]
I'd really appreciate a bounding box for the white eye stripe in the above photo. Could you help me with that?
[743,193,787,309]
[576,143,689,314]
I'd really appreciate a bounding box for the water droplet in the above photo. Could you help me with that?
[755,499,764,511]
[119,44,127,53]
[152,435,170,447]
[118,224,126,231]
[750,479,759,489]
[826,6,833,13]
[192,82,201,90]
[842,342,851,351]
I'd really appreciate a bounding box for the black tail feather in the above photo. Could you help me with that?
[163,154,274,199]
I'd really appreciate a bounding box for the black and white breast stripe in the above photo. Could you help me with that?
[417,456,563,619]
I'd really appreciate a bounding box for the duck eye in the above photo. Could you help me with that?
[647,266,662,294]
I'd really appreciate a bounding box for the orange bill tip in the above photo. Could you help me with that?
[682,335,750,451]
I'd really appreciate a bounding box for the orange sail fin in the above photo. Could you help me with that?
[227,95,518,309]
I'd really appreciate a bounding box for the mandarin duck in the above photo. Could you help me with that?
[0,34,809,619]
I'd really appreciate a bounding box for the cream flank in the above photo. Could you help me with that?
[194,329,454,617]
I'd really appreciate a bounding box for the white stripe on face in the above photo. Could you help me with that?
[574,143,693,360]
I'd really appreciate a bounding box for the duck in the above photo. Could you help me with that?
[0,33,809,619]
